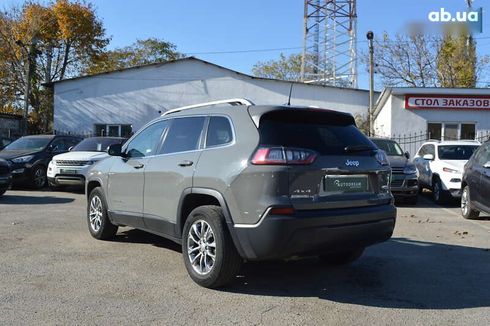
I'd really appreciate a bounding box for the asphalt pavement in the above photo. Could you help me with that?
[0,189,489,325]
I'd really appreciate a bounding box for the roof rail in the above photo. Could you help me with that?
[162,98,254,116]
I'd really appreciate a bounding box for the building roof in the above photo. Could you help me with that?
[48,56,372,93]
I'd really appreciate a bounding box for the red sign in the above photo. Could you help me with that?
[405,95,490,110]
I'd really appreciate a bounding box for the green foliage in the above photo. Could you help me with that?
[0,1,181,134]
[437,35,477,88]
[0,0,109,133]
[252,53,303,81]
[87,38,182,74]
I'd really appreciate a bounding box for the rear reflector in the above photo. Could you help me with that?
[251,147,317,165]
[269,207,295,215]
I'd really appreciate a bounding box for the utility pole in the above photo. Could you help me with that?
[366,31,374,136]
[16,38,38,136]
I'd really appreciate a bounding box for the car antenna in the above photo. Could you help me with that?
[286,82,294,106]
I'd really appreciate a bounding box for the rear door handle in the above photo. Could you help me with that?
[133,163,144,169]
[179,160,194,167]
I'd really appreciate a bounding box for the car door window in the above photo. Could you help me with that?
[206,116,233,147]
[426,145,435,156]
[160,117,205,154]
[125,121,168,158]
[65,138,81,149]
[417,145,427,157]
[476,144,490,165]
[50,138,68,152]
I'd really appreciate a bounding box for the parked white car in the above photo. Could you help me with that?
[47,137,126,188]
[414,140,480,203]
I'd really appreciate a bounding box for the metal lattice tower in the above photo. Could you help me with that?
[300,0,358,88]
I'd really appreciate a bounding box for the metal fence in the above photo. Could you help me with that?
[373,130,490,157]
[53,130,96,138]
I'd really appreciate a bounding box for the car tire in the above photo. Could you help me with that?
[87,187,118,240]
[432,178,447,204]
[461,186,480,220]
[0,187,6,196]
[319,248,365,265]
[182,205,242,288]
[31,165,47,189]
[406,196,418,205]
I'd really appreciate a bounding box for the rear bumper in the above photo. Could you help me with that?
[232,204,396,261]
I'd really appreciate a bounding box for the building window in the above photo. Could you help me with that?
[461,124,476,140]
[94,124,132,137]
[428,123,442,140]
[427,122,476,141]
[444,124,458,140]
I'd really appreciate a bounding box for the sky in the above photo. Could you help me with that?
[1,0,489,90]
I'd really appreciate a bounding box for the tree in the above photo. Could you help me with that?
[0,0,109,133]
[369,32,488,88]
[369,33,441,87]
[87,38,182,74]
[253,53,355,87]
[437,35,477,87]
[252,53,303,81]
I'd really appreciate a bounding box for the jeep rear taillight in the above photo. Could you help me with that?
[251,147,317,165]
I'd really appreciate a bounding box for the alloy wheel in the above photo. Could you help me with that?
[187,220,216,275]
[89,195,103,232]
[433,182,440,202]
[461,188,469,216]
[34,167,46,188]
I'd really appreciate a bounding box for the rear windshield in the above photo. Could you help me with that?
[438,145,479,160]
[258,110,375,155]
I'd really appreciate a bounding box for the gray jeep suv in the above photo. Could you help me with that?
[86,99,396,288]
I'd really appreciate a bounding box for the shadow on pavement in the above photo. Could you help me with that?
[114,229,181,253]
[112,229,490,309]
[0,194,75,205]
[223,237,490,310]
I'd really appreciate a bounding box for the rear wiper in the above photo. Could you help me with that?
[344,145,376,153]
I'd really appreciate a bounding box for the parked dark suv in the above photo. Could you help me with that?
[86,99,396,288]
[370,138,418,205]
[461,140,490,219]
[0,135,82,188]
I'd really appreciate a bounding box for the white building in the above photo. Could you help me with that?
[52,57,376,137]
[374,87,490,140]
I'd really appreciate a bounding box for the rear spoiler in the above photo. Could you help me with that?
[247,105,355,128]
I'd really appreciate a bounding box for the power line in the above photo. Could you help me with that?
[186,46,303,55]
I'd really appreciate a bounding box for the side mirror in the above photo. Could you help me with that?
[422,154,434,161]
[484,161,490,169]
[404,151,410,159]
[108,143,123,156]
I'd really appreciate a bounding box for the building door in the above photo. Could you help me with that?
[106,125,121,137]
